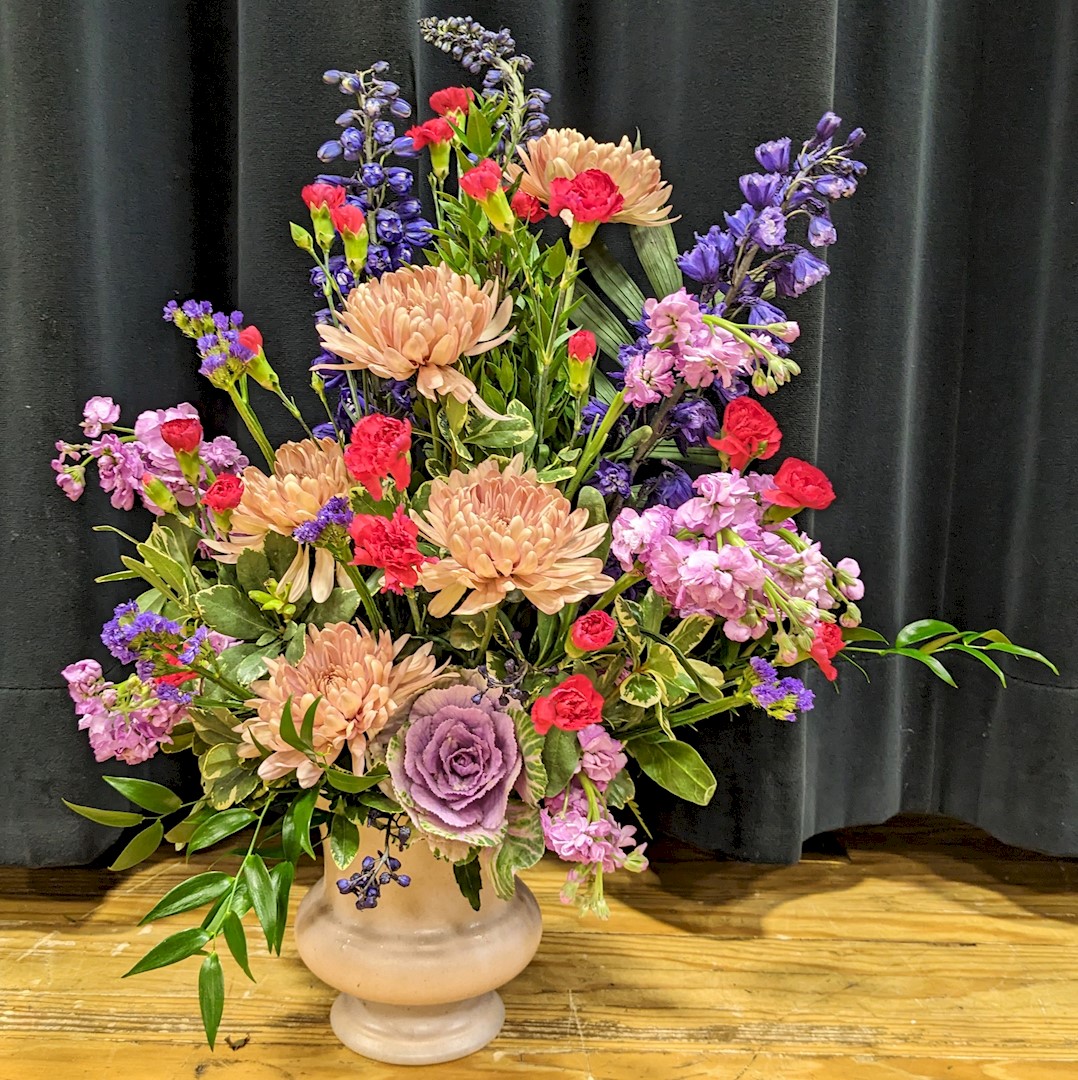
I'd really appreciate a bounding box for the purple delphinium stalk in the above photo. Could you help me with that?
[590,459,632,499]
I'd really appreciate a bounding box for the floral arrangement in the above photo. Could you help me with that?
[52,15,1054,1048]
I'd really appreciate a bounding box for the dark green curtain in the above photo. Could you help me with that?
[2,0,1074,866]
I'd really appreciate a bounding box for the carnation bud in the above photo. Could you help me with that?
[140,473,180,515]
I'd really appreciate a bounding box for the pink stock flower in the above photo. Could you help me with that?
[90,434,144,511]
[51,460,86,501]
[643,288,704,347]
[541,785,646,873]
[610,505,675,572]
[576,724,627,787]
[836,557,865,601]
[80,396,120,438]
[676,326,752,389]
[623,348,676,406]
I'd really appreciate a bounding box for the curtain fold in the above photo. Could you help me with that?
[2,0,1073,866]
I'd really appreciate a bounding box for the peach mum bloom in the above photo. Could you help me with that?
[412,455,613,618]
[315,263,513,417]
[511,128,676,227]
[206,437,351,604]
[238,622,442,787]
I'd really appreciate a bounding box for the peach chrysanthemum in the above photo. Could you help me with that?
[510,128,676,227]
[412,455,613,618]
[315,263,513,417]
[207,437,352,604]
[238,622,442,787]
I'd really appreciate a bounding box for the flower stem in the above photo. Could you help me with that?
[588,570,644,613]
[566,389,627,499]
[343,562,383,632]
[228,387,276,469]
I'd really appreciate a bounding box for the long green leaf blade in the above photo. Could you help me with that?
[62,801,144,829]
[140,872,234,925]
[187,809,258,855]
[199,952,225,1050]
[124,928,210,977]
[102,777,182,815]
[109,820,164,872]
[222,912,255,981]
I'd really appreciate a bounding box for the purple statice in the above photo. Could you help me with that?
[590,459,632,499]
[101,603,183,665]
[164,302,255,386]
[747,656,815,722]
[668,397,719,451]
[315,67,432,280]
[293,496,355,544]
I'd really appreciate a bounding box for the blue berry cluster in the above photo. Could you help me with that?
[336,813,413,910]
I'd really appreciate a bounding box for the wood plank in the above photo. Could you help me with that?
[1,815,1076,1077]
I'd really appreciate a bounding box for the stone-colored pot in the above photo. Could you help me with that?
[294,828,543,1065]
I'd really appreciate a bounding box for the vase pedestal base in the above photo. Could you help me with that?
[329,989,506,1065]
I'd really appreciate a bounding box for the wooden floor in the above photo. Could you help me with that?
[1,815,1076,1079]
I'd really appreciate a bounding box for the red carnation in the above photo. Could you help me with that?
[567,329,597,363]
[429,86,475,116]
[203,474,244,512]
[344,413,412,500]
[406,117,454,149]
[237,325,263,354]
[531,674,605,735]
[160,417,203,454]
[301,183,346,210]
[459,157,503,200]
[548,169,624,223]
[708,397,782,472]
[809,622,845,682]
[511,189,545,223]
[349,507,432,594]
[570,610,617,652]
[331,204,365,235]
[761,457,836,511]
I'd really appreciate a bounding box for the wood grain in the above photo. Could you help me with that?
[1,815,1076,1079]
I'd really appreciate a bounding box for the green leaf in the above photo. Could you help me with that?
[620,671,663,709]
[466,400,534,448]
[198,742,259,811]
[195,584,273,641]
[978,641,1059,674]
[164,807,215,846]
[222,913,255,981]
[614,596,643,663]
[109,820,164,872]
[325,766,388,794]
[262,532,300,578]
[490,803,545,900]
[304,588,360,629]
[356,790,401,813]
[513,710,548,806]
[894,619,960,649]
[668,615,714,654]
[453,855,483,911]
[141,872,233,925]
[123,927,210,977]
[189,704,242,747]
[583,238,648,320]
[278,698,311,755]
[842,626,890,644]
[543,239,567,278]
[630,222,682,297]
[943,644,1008,686]
[102,776,182,815]
[605,769,635,810]
[136,542,188,595]
[269,861,295,954]
[187,808,258,854]
[283,788,320,862]
[299,697,319,746]
[199,952,225,1049]
[61,800,144,829]
[889,647,958,687]
[573,281,634,359]
[638,588,667,634]
[284,629,307,664]
[542,725,582,797]
[330,812,359,869]
[628,738,717,805]
[449,612,489,651]
[535,464,577,483]
[244,855,277,950]
[236,548,272,595]
[95,569,141,583]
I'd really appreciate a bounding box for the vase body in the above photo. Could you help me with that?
[294,828,543,1065]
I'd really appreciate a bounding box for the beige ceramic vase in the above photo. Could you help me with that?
[294,828,543,1065]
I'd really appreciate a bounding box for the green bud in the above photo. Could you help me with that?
[290,221,315,254]
[567,356,592,396]
[429,141,451,179]
[245,351,282,393]
[568,218,600,249]
[140,473,179,515]
[310,204,334,251]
